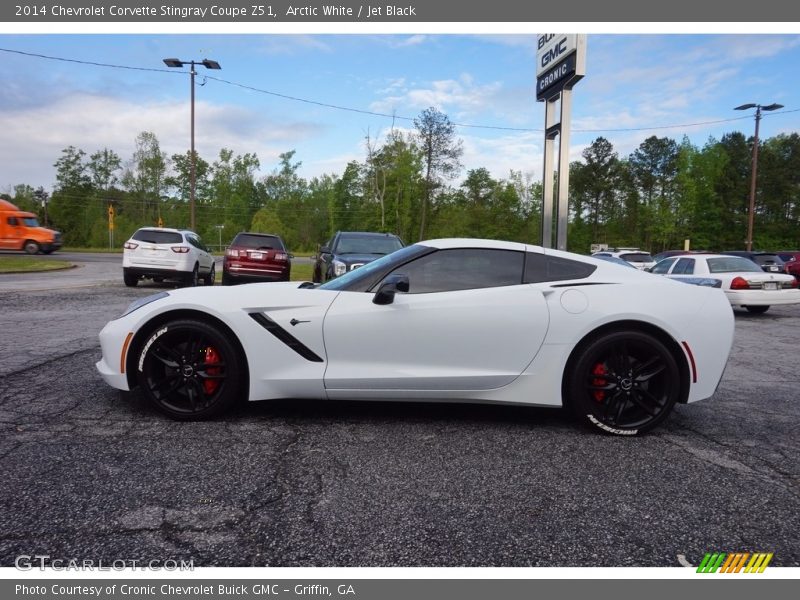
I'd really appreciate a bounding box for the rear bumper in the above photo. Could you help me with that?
[725,289,800,306]
[223,263,290,282]
[123,266,190,280]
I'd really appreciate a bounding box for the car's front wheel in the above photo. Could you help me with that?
[136,319,242,420]
[567,331,681,435]
[23,240,40,255]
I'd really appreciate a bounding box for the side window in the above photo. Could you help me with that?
[8,217,17,226]
[672,258,695,275]
[651,258,677,274]
[186,235,201,250]
[524,253,596,283]
[386,248,524,294]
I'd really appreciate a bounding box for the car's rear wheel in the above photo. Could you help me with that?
[221,272,233,286]
[203,263,216,286]
[23,240,40,255]
[185,264,199,287]
[123,270,138,287]
[745,305,769,314]
[567,331,681,435]
[137,319,242,420]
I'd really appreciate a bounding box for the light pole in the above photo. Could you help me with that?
[734,102,783,251]
[215,224,225,253]
[163,57,222,232]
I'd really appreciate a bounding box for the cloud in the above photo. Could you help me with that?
[256,35,333,56]
[0,92,324,191]
[369,74,505,120]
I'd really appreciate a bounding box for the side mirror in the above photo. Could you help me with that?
[373,273,410,305]
[288,253,295,259]
[320,245,331,255]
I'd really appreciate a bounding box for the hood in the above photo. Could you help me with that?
[335,253,385,265]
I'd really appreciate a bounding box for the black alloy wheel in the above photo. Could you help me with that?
[568,331,681,435]
[204,263,216,286]
[137,319,242,420]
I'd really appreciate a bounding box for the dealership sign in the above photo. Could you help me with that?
[536,34,586,100]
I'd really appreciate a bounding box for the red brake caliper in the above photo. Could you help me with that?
[203,347,221,395]
[591,362,607,403]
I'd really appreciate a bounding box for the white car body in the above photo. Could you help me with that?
[123,227,215,284]
[591,249,656,271]
[98,239,735,435]
[651,253,800,309]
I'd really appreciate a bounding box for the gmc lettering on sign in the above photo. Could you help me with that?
[536,34,578,77]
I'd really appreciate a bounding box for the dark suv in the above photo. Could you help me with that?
[313,231,404,283]
[720,251,786,274]
[222,232,291,285]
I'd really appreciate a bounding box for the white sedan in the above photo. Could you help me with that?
[651,253,800,314]
[97,239,734,436]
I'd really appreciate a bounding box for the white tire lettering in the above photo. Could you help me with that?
[138,327,169,372]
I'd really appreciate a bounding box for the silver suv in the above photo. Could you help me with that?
[122,228,215,287]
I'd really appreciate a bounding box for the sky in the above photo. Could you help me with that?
[0,33,798,194]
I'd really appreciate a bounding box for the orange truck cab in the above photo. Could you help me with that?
[0,199,62,254]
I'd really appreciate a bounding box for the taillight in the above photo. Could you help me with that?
[226,249,239,258]
[274,252,288,261]
[123,242,138,250]
[788,278,799,289]
[730,277,750,290]
[171,246,190,254]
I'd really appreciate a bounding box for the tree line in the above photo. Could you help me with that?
[3,107,799,253]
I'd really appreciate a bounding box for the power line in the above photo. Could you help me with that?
[1,45,797,134]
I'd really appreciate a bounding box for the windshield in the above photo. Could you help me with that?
[620,253,654,263]
[336,235,403,255]
[22,217,40,227]
[319,244,426,291]
[707,257,763,273]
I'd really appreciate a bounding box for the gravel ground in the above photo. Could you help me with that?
[0,281,798,567]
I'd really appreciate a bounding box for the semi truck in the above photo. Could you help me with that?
[0,199,62,254]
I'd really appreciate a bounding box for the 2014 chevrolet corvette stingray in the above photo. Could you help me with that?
[97,239,734,435]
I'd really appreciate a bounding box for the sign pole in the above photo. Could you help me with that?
[541,98,558,248]
[556,89,573,251]
[536,34,586,251]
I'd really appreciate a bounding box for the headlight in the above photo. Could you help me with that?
[333,260,347,277]
[117,292,169,319]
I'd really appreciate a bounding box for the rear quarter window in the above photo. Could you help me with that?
[524,253,597,283]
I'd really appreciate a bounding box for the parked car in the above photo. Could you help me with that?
[721,251,786,273]
[222,232,291,285]
[0,199,61,254]
[775,251,800,281]
[592,254,637,269]
[313,231,404,283]
[591,249,656,270]
[97,238,734,435]
[651,253,799,314]
[123,227,215,287]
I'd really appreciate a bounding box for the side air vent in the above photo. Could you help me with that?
[248,313,324,363]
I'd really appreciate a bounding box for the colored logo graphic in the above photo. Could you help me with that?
[696,552,773,573]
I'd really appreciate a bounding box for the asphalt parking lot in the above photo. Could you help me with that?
[0,256,798,567]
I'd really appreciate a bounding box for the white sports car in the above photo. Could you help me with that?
[97,239,735,435]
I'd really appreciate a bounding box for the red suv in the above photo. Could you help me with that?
[776,251,800,282]
[222,232,291,285]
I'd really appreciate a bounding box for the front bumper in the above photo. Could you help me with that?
[96,321,133,391]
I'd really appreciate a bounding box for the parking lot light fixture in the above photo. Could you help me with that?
[735,102,784,251]
[163,57,222,231]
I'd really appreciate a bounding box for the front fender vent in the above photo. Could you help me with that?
[249,312,324,363]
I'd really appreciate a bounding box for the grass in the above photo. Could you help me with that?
[0,257,73,273]
[290,262,314,282]
[62,247,123,253]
